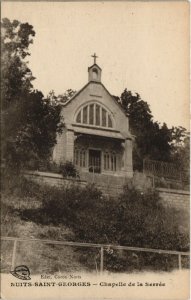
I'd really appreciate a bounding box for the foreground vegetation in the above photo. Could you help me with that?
[1,173,189,273]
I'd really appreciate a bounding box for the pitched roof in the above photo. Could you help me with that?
[62,81,127,117]
[88,63,102,71]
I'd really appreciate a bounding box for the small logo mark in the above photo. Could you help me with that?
[10,265,31,280]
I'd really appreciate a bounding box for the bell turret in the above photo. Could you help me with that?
[88,53,102,82]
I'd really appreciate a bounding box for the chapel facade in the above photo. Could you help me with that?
[53,56,133,181]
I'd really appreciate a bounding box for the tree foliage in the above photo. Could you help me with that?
[170,127,190,181]
[47,89,76,105]
[3,91,63,170]
[1,18,63,171]
[118,89,186,170]
[1,18,35,109]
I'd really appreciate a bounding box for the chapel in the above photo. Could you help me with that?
[53,54,133,181]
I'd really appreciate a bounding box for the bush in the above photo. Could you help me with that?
[59,161,79,178]
[117,186,189,252]
[42,183,189,271]
[42,185,113,242]
[5,174,188,272]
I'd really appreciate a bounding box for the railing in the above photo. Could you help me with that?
[143,159,189,190]
[1,236,189,274]
[143,159,182,179]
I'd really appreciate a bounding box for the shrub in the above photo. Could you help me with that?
[42,183,189,271]
[5,174,188,272]
[116,185,189,252]
[59,161,79,178]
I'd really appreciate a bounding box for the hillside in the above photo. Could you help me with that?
[1,181,91,274]
[1,174,189,274]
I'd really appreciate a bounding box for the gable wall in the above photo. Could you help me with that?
[62,82,130,136]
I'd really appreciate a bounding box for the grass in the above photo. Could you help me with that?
[1,182,92,274]
[1,174,189,274]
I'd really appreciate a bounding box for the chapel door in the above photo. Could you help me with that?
[89,149,101,173]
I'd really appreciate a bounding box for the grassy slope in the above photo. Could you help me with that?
[1,175,189,274]
[1,192,92,274]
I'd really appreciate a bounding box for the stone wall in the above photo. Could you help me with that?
[24,171,87,189]
[24,170,128,197]
[24,171,189,214]
[157,187,189,212]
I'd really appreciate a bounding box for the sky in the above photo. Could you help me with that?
[2,1,190,129]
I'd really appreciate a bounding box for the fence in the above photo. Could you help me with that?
[143,159,182,179]
[1,236,189,274]
[143,159,189,190]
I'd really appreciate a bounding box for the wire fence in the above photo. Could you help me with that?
[1,236,189,274]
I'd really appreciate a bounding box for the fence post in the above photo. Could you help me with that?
[107,176,109,194]
[143,159,145,174]
[152,175,155,188]
[178,254,182,270]
[100,246,104,275]
[11,239,17,270]
[92,166,95,183]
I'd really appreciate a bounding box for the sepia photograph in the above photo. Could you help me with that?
[1,1,190,299]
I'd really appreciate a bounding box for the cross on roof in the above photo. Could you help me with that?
[91,53,98,64]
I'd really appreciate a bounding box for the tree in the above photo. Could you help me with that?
[57,89,76,104]
[5,91,63,169]
[1,18,63,171]
[1,18,35,109]
[119,89,174,170]
[47,89,76,105]
[170,127,190,184]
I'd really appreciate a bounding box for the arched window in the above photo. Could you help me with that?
[92,68,98,80]
[76,103,113,128]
